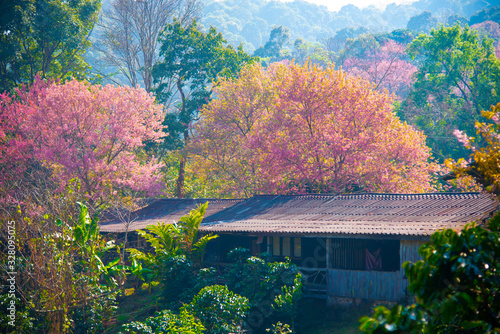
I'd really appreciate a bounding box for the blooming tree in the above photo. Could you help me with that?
[0,78,165,207]
[188,65,273,197]
[471,20,500,58]
[342,40,417,99]
[445,102,500,195]
[190,62,435,197]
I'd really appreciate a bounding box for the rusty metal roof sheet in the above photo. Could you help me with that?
[99,198,244,232]
[199,193,499,236]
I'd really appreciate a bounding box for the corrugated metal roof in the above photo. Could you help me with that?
[199,193,499,236]
[99,198,244,232]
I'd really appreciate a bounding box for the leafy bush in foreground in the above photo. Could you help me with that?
[183,285,249,334]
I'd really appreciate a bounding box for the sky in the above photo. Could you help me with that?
[280,0,418,12]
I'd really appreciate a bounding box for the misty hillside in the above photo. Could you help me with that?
[200,0,497,53]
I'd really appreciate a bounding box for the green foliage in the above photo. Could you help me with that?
[360,304,428,333]
[254,26,291,63]
[152,19,255,152]
[127,203,218,306]
[402,23,500,161]
[129,202,217,274]
[292,38,332,67]
[337,34,380,65]
[0,203,121,333]
[161,255,195,305]
[407,11,438,33]
[141,223,181,253]
[126,224,177,287]
[359,213,500,333]
[71,285,118,334]
[120,309,205,334]
[266,321,292,334]
[178,203,218,264]
[273,274,303,328]
[151,19,254,196]
[184,285,249,334]
[373,29,417,45]
[325,26,370,54]
[0,0,100,92]
[223,250,303,332]
[192,267,218,293]
[0,295,34,333]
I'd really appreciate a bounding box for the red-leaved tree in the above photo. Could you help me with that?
[0,78,165,209]
[190,62,435,197]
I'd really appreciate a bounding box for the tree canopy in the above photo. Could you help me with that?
[0,0,101,93]
[401,24,500,161]
[190,61,435,197]
[342,39,417,98]
[0,78,164,208]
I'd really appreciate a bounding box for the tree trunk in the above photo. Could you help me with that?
[176,156,185,198]
[49,311,64,334]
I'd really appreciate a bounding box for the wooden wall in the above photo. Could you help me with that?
[400,240,425,267]
[326,239,426,302]
[327,269,405,301]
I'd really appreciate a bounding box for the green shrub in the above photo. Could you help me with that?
[120,309,204,334]
[184,285,249,334]
[161,255,195,305]
[223,250,303,332]
[193,267,218,293]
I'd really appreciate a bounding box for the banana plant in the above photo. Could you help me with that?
[127,202,219,281]
[70,202,122,287]
[177,202,218,261]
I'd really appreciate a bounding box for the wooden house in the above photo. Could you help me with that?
[100,192,499,305]
[200,193,498,304]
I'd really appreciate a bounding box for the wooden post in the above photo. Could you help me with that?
[326,238,330,269]
[325,238,331,306]
[267,236,271,253]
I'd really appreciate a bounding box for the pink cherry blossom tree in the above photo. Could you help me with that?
[471,21,500,59]
[342,41,417,99]
[0,78,165,208]
[190,62,435,197]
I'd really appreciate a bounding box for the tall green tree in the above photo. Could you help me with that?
[152,19,254,197]
[400,24,500,161]
[254,26,291,64]
[0,0,101,92]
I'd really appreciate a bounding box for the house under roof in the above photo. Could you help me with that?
[99,192,499,304]
[198,192,498,304]
[200,192,498,238]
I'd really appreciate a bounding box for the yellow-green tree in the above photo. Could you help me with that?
[445,102,500,195]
